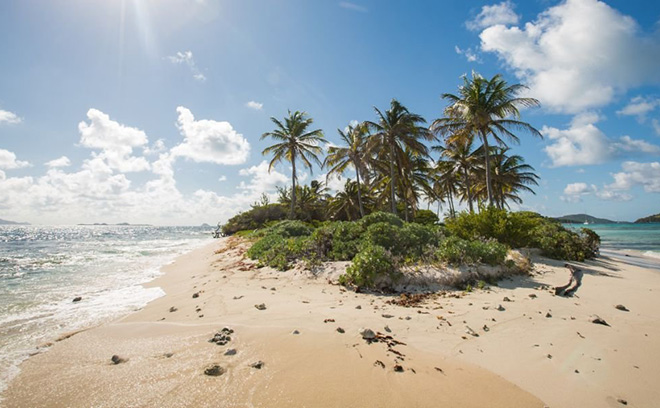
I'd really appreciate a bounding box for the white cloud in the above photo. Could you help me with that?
[171,106,250,165]
[607,161,660,193]
[339,2,367,13]
[238,160,289,193]
[617,96,659,122]
[245,101,263,110]
[543,114,660,167]
[218,175,227,182]
[653,119,660,136]
[0,149,30,169]
[78,109,150,172]
[167,50,206,81]
[454,45,479,62]
[45,156,71,168]
[467,1,519,31]
[561,181,632,202]
[316,172,347,193]
[0,109,21,125]
[478,0,660,113]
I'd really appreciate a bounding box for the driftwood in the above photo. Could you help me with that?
[554,264,583,296]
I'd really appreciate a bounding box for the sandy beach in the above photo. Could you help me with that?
[4,237,660,407]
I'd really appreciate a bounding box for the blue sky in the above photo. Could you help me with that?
[0,0,659,225]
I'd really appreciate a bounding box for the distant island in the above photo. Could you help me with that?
[635,213,660,224]
[77,223,152,226]
[553,214,623,224]
[0,218,30,225]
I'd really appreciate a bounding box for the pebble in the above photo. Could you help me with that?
[615,304,629,312]
[192,292,200,299]
[503,297,512,302]
[224,349,237,356]
[72,297,82,303]
[336,327,345,334]
[169,306,178,312]
[292,330,300,335]
[384,325,391,333]
[250,361,265,369]
[255,303,267,310]
[111,355,127,364]
[496,304,505,311]
[355,305,362,309]
[204,364,225,376]
[382,314,394,319]
[359,328,376,340]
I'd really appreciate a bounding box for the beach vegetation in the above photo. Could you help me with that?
[338,244,399,289]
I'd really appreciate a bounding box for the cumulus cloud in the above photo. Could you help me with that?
[455,45,480,62]
[167,50,206,81]
[316,172,347,193]
[245,101,263,110]
[607,161,660,193]
[0,149,30,169]
[478,0,660,113]
[339,2,367,13]
[78,109,150,172]
[467,1,519,31]
[543,114,660,167]
[617,96,659,122]
[171,106,250,165]
[45,156,71,168]
[561,181,632,202]
[0,109,21,125]
[238,160,289,193]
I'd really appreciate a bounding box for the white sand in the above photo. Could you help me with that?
[4,237,660,407]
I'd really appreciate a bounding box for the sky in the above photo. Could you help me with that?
[1,0,659,225]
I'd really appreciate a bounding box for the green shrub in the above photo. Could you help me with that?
[413,209,439,225]
[359,211,403,229]
[362,222,402,253]
[222,204,287,235]
[247,234,311,271]
[435,236,507,266]
[339,244,399,289]
[308,221,364,261]
[399,223,441,258]
[268,220,313,237]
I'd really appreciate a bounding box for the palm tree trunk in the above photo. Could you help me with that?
[389,143,397,215]
[448,191,455,217]
[463,167,474,213]
[290,151,297,219]
[481,131,494,207]
[354,160,365,218]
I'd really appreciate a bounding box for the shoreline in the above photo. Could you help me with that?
[3,237,660,407]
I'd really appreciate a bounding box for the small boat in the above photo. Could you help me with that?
[583,219,589,225]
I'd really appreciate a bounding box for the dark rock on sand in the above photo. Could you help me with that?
[374,360,385,368]
[591,315,610,327]
[617,398,628,405]
[393,364,404,372]
[111,355,127,364]
[204,364,225,376]
[336,327,345,334]
[359,328,376,340]
[169,306,178,312]
[72,297,82,303]
[292,330,300,335]
[255,303,267,310]
[496,304,505,311]
[209,327,234,345]
[192,292,199,299]
[615,304,629,312]
[503,297,512,302]
[224,349,237,356]
[250,361,264,369]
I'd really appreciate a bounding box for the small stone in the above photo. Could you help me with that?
[374,360,385,368]
[547,354,552,359]
[545,312,552,318]
[574,369,579,373]
[615,304,629,312]
[496,304,505,311]
[529,294,537,299]
[465,326,479,337]
[384,325,391,333]
[405,316,411,320]
[224,349,237,356]
[254,303,266,310]
[381,314,394,319]
[250,360,264,369]
[617,398,628,405]
[169,306,178,312]
[359,328,376,340]
[192,292,199,299]
[355,305,362,309]
[503,297,512,302]
[270,287,276,291]
[482,324,490,332]
[336,327,345,334]
[72,297,82,303]
[591,315,610,327]
[111,355,126,364]
[393,364,404,372]
[324,318,335,323]
[163,353,174,358]
[204,364,225,376]
[292,330,300,335]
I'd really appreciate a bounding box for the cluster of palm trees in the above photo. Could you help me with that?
[261,72,542,221]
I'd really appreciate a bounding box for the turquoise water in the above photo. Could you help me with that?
[0,225,214,395]
[564,223,660,258]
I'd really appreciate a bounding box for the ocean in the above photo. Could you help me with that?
[564,223,660,259]
[0,225,214,394]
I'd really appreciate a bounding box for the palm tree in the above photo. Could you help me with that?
[367,99,434,214]
[325,122,369,217]
[261,111,326,219]
[431,72,541,207]
[431,160,459,218]
[327,180,370,221]
[433,136,479,213]
[475,146,540,209]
